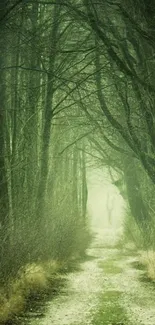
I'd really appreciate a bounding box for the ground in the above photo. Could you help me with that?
[20,228,155,325]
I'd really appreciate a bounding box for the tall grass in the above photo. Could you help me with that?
[121,211,146,250]
[122,210,155,282]
[0,220,92,324]
[0,260,63,323]
[139,250,155,281]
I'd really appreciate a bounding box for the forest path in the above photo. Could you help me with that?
[22,228,155,325]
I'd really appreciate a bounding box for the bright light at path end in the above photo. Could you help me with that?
[87,169,125,231]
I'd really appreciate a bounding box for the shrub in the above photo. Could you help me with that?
[0,259,61,324]
[139,250,155,281]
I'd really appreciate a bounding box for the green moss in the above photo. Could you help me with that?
[98,260,122,274]
[97,249,126,274]
[93,289,130,325]
[93,252,131,325]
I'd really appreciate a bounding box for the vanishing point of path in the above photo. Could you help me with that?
[21,229,155,325]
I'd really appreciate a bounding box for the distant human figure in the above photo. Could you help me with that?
[106,193,115,226]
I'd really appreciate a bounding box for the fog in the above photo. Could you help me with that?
[87,168,125,231]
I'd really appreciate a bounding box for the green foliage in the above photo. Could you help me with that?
[1,0,155,312]
[122,210,148,250]
[93,290,129,325]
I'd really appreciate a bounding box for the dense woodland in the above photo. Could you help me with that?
[0,0,155,317]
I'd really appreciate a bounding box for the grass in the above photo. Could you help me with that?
[0,259,67,324]
[98,260,123,274]
[130,260,146,271]
[129,249,155,285]
[93,253,129,324]
[138,250,155,282]
[92,245,132,325]
[93,289,130,325]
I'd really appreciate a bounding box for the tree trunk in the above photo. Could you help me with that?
[36,2,61,232]
[0,1,10,279]
[123,157,151,244]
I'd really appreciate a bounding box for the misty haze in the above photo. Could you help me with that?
[0,1,155,325]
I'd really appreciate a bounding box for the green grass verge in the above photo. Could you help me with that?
[93,289,130,325]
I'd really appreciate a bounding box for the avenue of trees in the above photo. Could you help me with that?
[1,0,155,287]
[0,0,90,284]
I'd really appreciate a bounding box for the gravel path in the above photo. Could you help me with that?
[113,255,155,325]
[28,229,112,325]
[26,228,155,325]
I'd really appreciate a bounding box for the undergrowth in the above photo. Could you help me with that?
[0,230,92,324]
[0,259,67,324]
[138,250,155,282]
[120,211,155,283]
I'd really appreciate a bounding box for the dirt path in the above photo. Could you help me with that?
[21,229,155,325]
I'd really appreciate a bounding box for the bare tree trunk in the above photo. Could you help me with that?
[36,2,61,232]
[123,157,151,244]
[0,1,10,279]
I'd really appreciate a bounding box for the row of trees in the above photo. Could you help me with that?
[0,1,90,284]
[1,0,155,283]
[77,0,155,246]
